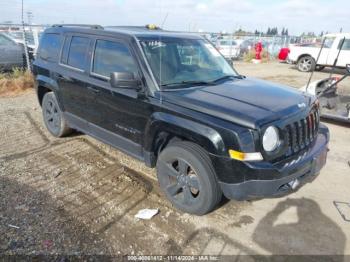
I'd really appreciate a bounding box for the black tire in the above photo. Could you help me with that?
[42,92,72,137]
[156,141,222,215]
[297,55,316,72]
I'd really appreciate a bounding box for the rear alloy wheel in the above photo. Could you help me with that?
[156,141,222,215]
[297,56,316,72]
[42,92,72,137]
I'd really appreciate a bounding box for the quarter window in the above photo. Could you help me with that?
[39,33,62,62]
[67,36,90,70]
[92,40,138,78]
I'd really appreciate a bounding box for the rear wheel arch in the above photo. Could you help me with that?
[42,92,72,137]
[37,85,52,106]
[36,75,61,107]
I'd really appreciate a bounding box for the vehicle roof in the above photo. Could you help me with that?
[324,32,350,38]
[44,25,203,40]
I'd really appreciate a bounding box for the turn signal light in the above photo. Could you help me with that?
[229,149,263,161]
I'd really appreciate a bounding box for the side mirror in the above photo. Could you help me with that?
[110,72,140,89]
[346,64,350,74]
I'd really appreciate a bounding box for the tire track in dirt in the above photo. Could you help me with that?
[1,109,251,255]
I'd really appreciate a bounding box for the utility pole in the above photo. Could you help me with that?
[21,0,31,71]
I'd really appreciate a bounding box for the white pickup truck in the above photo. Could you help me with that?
[288,33,350,72]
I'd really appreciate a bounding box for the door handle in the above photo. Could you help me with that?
[87,86,100,93]
[57,74,73,82]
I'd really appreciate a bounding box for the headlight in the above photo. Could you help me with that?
[262,126,280,152]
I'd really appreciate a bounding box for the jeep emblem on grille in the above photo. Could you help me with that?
[297,103,306,108]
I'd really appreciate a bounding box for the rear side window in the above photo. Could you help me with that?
[67,36,90,70]
[39,33,62,62]
[92,40,138,78]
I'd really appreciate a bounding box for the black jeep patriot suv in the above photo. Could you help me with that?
[33,24,329,215]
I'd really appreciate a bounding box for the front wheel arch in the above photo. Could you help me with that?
[143,113,227,165]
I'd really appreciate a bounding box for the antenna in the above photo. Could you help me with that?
[159,0,163,104]
[21,0,31,72]
[305,37,326,91]
[161,12,169,28]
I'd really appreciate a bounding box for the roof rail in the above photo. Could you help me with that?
[52,24,104,30]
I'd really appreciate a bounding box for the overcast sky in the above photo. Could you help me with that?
[1,0,349,35]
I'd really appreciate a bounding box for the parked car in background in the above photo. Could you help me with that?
[5,30,39,57]
[288,33,350,72]
[238,39,254,56]
[216,39,244,59]
[0,32,25,71]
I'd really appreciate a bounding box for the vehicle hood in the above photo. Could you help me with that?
[160,77,312,129]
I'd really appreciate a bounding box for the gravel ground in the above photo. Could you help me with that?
[0,61,349,259]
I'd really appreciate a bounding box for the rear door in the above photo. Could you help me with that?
[0,34,23,69]
[57,34,100,126]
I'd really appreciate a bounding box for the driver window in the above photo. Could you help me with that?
[92,40,138,78]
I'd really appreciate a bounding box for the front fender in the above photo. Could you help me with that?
[144,112,226,156]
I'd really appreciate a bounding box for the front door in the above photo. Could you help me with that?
[86,38,152,158]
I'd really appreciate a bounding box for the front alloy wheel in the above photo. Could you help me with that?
[156,141,222,215]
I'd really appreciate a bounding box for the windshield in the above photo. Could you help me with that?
[139,38,238,89]
[6,32,35,45]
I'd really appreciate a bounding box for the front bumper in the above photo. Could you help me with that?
[212,125,329,200]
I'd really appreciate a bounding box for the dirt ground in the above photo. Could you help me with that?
[0,61,350,259]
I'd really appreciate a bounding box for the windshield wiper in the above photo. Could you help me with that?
[210,75,245,83]
[161,80,213,87]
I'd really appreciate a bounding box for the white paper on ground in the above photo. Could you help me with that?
[135,209,159,220]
